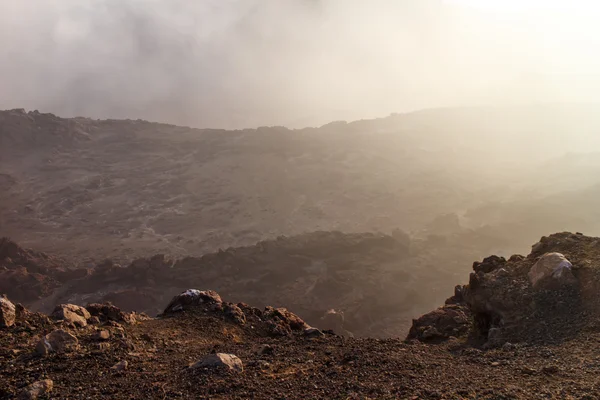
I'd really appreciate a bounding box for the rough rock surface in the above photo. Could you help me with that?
[191,353,244,373]
[407,304,471,342]
[407,232,600,347]
[85,303,138,324]
[163,289,223,314]
[17,379,53,400]
[0,296,16,327]
[51,303,91,327]
[528,252,576,288]
[36,329,79,355]
[223,302,246,324]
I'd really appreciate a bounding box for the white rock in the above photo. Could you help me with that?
[191,353,243,373]
[528,252,575,288]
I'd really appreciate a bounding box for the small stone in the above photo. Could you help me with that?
[35,329,79,356]
[94,330,110,341]
[542,365,559,374]
[140,333,153,342]
[94,342,111,352]
[257,360,270,369]
[191,353,243,373]
[502,342,517,351]
[304,327,325,338]
[18,379,53,400]
[258,344,274,355]
[111,360,128,371]
[491,362,500,367]
[521,366,536,375]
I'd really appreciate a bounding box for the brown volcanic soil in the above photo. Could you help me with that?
[3,291,600,399]
[4,232,600,399]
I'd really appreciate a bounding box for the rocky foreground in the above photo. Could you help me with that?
[3,232,600,399]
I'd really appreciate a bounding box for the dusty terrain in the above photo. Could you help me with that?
[3,232,600,399]
[4,106,600,264]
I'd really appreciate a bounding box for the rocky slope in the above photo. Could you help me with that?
[4,232,600,399]
[1,229,500,338]
[4,107,599,263]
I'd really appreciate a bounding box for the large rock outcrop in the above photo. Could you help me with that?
[409,232,600,346]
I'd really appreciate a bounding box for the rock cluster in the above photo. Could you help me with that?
[408,232,593,346]
[164,289,312,337]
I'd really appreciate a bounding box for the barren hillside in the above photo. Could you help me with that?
[3,106,600,263]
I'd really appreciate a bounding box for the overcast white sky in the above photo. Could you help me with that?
[1,0,600,128]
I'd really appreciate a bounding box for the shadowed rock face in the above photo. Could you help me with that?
[3,230,493,338]
[409,232,600,347]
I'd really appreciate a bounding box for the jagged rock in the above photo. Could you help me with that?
[528,252,576,288]
[18,379,53,400]
[407,304,470,342]
[86,303,135,324]
[223,303,246,324]
[445,285,466,305]
[164,289,223,313]
[35,329,79,355]
[509,254,525,263]
[263,307,309,331]
[191,353,243,373]
[473,255,506,274]
[51,304,91,328]
[304,327,325,338]
[111,360,128,371]
[35,338,52,356]
[0,296,16,328]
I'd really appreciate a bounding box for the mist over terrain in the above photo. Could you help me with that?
[3,0,600,127]
[5,1,600,398]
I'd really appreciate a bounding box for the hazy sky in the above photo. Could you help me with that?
[1,0,600,128]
